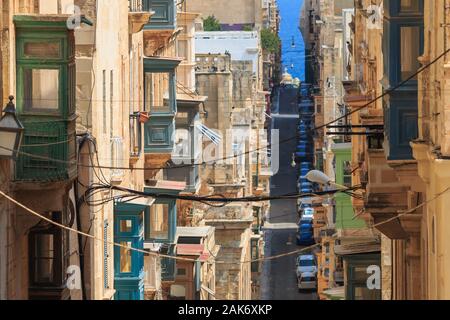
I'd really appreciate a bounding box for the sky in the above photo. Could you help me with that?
[278,0,305,81]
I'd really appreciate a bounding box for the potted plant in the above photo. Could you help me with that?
[138,111,149,123]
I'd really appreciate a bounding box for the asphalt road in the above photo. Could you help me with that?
[260,87,317,300]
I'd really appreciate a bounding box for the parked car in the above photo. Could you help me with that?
[303,207,315,218]
[296,254,317,278]
[297,271,317,291]
[299,215,313,225]
[300,162,314,170]
[297,175,309,183]
[296,223,314,246]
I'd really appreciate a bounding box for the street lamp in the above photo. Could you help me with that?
[305,170,348,190]
[0,96,24,159]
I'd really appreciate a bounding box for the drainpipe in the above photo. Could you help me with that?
[74,133,91,300]
[0,160,9,300]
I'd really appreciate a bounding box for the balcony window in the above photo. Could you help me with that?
[343,160,352,187]
[251,238,259,273]
[177,39,189,61]
[160,244,176,281]
[147,203,170,240]
[400,0,420,13]
[23,41,61,59]
[14,16,76,182]
[400,26,421,80]
[144,184,181,244]
[32,234,55,284]
[129,113,142,158]
[23,69,60,112]
[29,212,65,289]
[382,0,423,160]
[145,72,172,114]
[120,241,133,273]
[114,201,147,300]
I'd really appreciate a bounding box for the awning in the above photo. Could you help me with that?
[334,241,381,256]
[323,286,345,300]
[177,226,213,238]
[176,244,204,256]
[143,56,183,72]
[371,213,409,240]
[115,196,155,213]
[117,196,155,208]
[143,242,163,251]
[145,180,187,193]
[176,244,210,262]
[176,92,208,105]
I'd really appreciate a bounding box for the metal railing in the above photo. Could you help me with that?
[129,112,142,158]
[129,0,143,12]
[15,121,76,182]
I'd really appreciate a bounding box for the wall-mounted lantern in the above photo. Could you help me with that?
[0,96,24,159]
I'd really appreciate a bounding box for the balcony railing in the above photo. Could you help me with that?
[129,0,143,12]
[15,121,77,182]
[130,112,143,158]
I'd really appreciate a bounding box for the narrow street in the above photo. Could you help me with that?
[260,87,317,300]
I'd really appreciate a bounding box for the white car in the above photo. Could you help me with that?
[298,272,317,290]
[303,207,315,218]
[296,254,317,278]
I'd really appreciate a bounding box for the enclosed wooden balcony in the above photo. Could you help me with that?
[143,57,182,169]
[13,15,77,184]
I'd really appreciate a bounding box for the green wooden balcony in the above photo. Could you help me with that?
[15,120,77,182]
[143,0,177,30]
[13,16,77,183]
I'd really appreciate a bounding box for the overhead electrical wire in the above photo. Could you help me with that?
[2,47,449,173]
[2,182,449,264]
[81,183,358,206]
[0,189,319,264]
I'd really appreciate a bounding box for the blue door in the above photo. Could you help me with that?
[114,203,146,300]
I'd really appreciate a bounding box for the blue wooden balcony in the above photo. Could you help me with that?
[383,94,419,160]
[143,0,177,30]
[144,117,176,154]
[382,0,423,160]
[143,181,185,244]
[143,57,182,155]
[160,244,176,282]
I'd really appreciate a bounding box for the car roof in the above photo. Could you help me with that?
[298,254,314,260]
[300,271,316,277]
